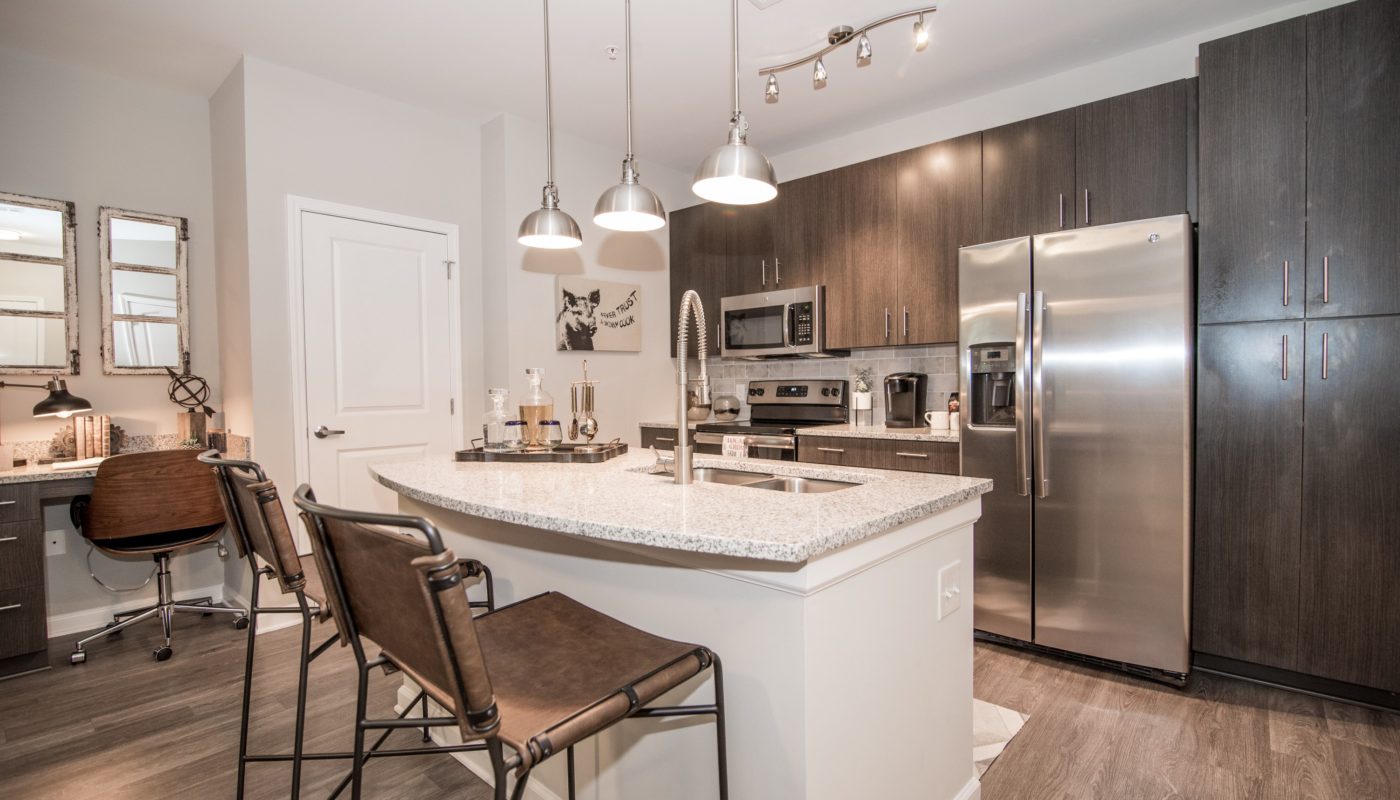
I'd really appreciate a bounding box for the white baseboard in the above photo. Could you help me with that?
[953,774,982,800]
[47,582,226,637]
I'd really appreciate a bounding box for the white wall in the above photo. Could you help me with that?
[479,113,692,445]
[0,45,221,441]
[761,0,1346,184]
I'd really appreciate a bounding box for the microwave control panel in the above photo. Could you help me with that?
[791,301,814,345]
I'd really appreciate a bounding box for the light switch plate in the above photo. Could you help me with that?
[937,560,962,620]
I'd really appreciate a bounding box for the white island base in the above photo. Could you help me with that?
[391,494,981,800]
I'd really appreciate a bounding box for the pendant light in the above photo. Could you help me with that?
[691,0,777,205]
[519,0,583,249]
[594,0,667,232]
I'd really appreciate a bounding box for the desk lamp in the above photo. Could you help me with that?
[0,377,93,470]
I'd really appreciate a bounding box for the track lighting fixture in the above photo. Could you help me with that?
[757,5,936,99]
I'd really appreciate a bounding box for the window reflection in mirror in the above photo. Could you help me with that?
[0,192,77,374]
[99,207,188,374]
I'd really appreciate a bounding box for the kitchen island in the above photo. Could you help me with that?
[372,451,991,800]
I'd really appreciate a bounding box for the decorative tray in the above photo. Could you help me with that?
[454,441,628,464]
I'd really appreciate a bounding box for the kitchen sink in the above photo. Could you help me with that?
[745,476,857,494]
[690,468,774,485]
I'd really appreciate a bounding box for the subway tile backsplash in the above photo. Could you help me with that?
[697,344,959,416]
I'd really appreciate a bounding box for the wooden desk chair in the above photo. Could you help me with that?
[70,449,248,664]
[293,484,728,800]
[200,451,495,800]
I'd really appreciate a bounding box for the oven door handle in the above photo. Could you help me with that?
[694,432,796,450]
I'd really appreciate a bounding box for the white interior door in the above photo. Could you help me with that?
[299,211,457,519]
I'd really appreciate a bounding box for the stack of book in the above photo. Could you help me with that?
[73,415,112,460]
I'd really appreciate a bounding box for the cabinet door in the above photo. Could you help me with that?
[668,204,724,357]
[828,157,897,349]
[1192,322,1304,670]
[1197,19,1307,324]
[721,202,775,296]
[1306,0,1400,318]
[772,174,818,289]
[1075,80,1188,227]
[1298,316,1400,691]
[982,109,1077,241]
[897,133,982,345]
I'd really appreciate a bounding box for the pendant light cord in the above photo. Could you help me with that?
[624,0,634,160]
[731,0,741,120]
[543,0,556,190]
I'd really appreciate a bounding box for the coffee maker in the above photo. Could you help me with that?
[883,372,928,428]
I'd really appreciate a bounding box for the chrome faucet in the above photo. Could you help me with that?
[674,289,710,485]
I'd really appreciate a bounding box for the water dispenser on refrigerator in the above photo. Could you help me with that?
[968,345,1016,427]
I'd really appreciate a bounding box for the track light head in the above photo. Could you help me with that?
[813,56,827,88]
[913,13,929,52]
[765,73,779,103]
[856,33,872,65]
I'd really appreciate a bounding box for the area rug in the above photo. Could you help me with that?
[973,698,1029,777]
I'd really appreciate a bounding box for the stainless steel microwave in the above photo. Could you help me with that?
[719,285,842,359]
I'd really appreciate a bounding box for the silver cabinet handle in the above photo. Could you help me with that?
[1282,260,1290,307]
[884,308,891,340]
[1032,290,1049,498]
[1321,332,1329,380]
[0,500,15,507]
[314,425,346,439]
[775,258,781,285]
[1323,256,1330,304]
[1014,292,1031,496]
[1083,189,1091,226]
[0,603,20,613]
[902,306,910,339]
[1282,334,1289,381]
[716,321,721,352]
[0,536,17,543]
[816,447,845,454]
[1058,193,1066,229]
[655,436,676,443]
[895,452,929,459]
[761,259,767,287]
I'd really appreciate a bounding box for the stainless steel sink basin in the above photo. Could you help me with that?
[745,476,857,494]
[690,468,773,486]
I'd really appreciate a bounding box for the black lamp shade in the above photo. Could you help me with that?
[32,379,92,418]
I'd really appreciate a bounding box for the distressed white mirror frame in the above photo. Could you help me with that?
[0,191,79,375]
[98,206,190,375]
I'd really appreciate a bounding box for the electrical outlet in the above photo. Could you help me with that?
[46,528,66,557]
[937,560,962,620]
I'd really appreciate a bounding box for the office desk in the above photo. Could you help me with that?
[1,465,99,680]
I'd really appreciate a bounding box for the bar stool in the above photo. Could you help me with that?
[200,452,495,799]
[293,484,728,800]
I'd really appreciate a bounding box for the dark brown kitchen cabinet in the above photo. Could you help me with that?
[1193,321,1305,671]
[640,425,692,452]
[826,157,899,350]
[720,202,774,295]
[769,174,818,289]
[897,132,982,345]
[1075,80,1189,227]
[668,204,724,357]
[1197,18,1307,324]
[981,109,1077,241]
[1305,0,1400,319]
[797,435,958,474]
[1298,316,1400,691]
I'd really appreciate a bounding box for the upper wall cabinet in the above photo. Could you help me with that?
[982,109,1077,241]
[1305,0,1400,318]
[0,191,78,375]
[1075,80,1190,228]
[1197,18,1308,324]
[99,207,189,374]
[668,203,724,358]
[827,156,898,350]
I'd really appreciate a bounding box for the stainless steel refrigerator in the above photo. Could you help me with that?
[958,215,1193,680]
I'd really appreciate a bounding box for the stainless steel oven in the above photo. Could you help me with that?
[719,285,841,359]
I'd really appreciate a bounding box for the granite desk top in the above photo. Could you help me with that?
[371,451,990,563]
[799,423,960,443]
[0,462,100,484]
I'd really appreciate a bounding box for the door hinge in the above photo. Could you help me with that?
[450,398,455,414]
[444,260,455,279]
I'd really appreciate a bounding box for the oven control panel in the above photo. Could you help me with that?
[747,379,847,406]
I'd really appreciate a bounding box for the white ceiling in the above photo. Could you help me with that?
[0,0,1303,171]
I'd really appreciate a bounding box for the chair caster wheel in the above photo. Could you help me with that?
[153,646,173,662]
[69,651,87,665]
[104,621,123,636]
[233,616,250,630]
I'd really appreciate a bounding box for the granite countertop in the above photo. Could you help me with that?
[0,462,100,484]
[371,452,990,563]
[799,423,960,443]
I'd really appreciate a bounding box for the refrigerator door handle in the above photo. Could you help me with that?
[1031,290,1049,498]
[1015,292,1031,496]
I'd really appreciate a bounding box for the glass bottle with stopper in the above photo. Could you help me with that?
[519,368,554,448]
[481,388,514,452]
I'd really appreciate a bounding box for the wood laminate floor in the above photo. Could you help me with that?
[1,617,1397,799]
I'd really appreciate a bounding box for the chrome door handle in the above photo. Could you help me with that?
[816,447,845,454]
[1031,290,1049,499]
[1058,193,1066,229]
[1321,332,1329,380]
[884,308,891,340]
[1014,292,1031,496]
[0,603,21,613]
[1083,189,1091,226]
[1322,256,1330,304]
[895,452,929,460]
[314,425,346,439]
[655,436,676,443]
[0,536,17,543]
[1281,334,1289,381]
[1282,260,1290,307]
[902,306,910,339]
[0,500,15,507]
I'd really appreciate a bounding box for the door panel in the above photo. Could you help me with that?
[830,159,896,349]
[898,133,982,345]
[1305,0,1400,318]
[1031,216,1193,674]
[1193,321,1304,669]
[301,212,455,523]
[773,175,817,289]
[1198,19,1307,324]
[720,202,772,296]
[668,204,723,357]
[1075,81,1189,227]
[1299,316,1400,691]
[982,110,1077,241]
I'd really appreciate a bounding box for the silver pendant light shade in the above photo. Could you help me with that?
[595,0,667,232]
[691,0,777,205]
[520,0,582,249]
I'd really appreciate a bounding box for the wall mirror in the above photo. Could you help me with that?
[99,206,189,374]
[0,191,79,374]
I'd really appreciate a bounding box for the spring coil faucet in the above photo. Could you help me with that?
[674,290,710,484]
